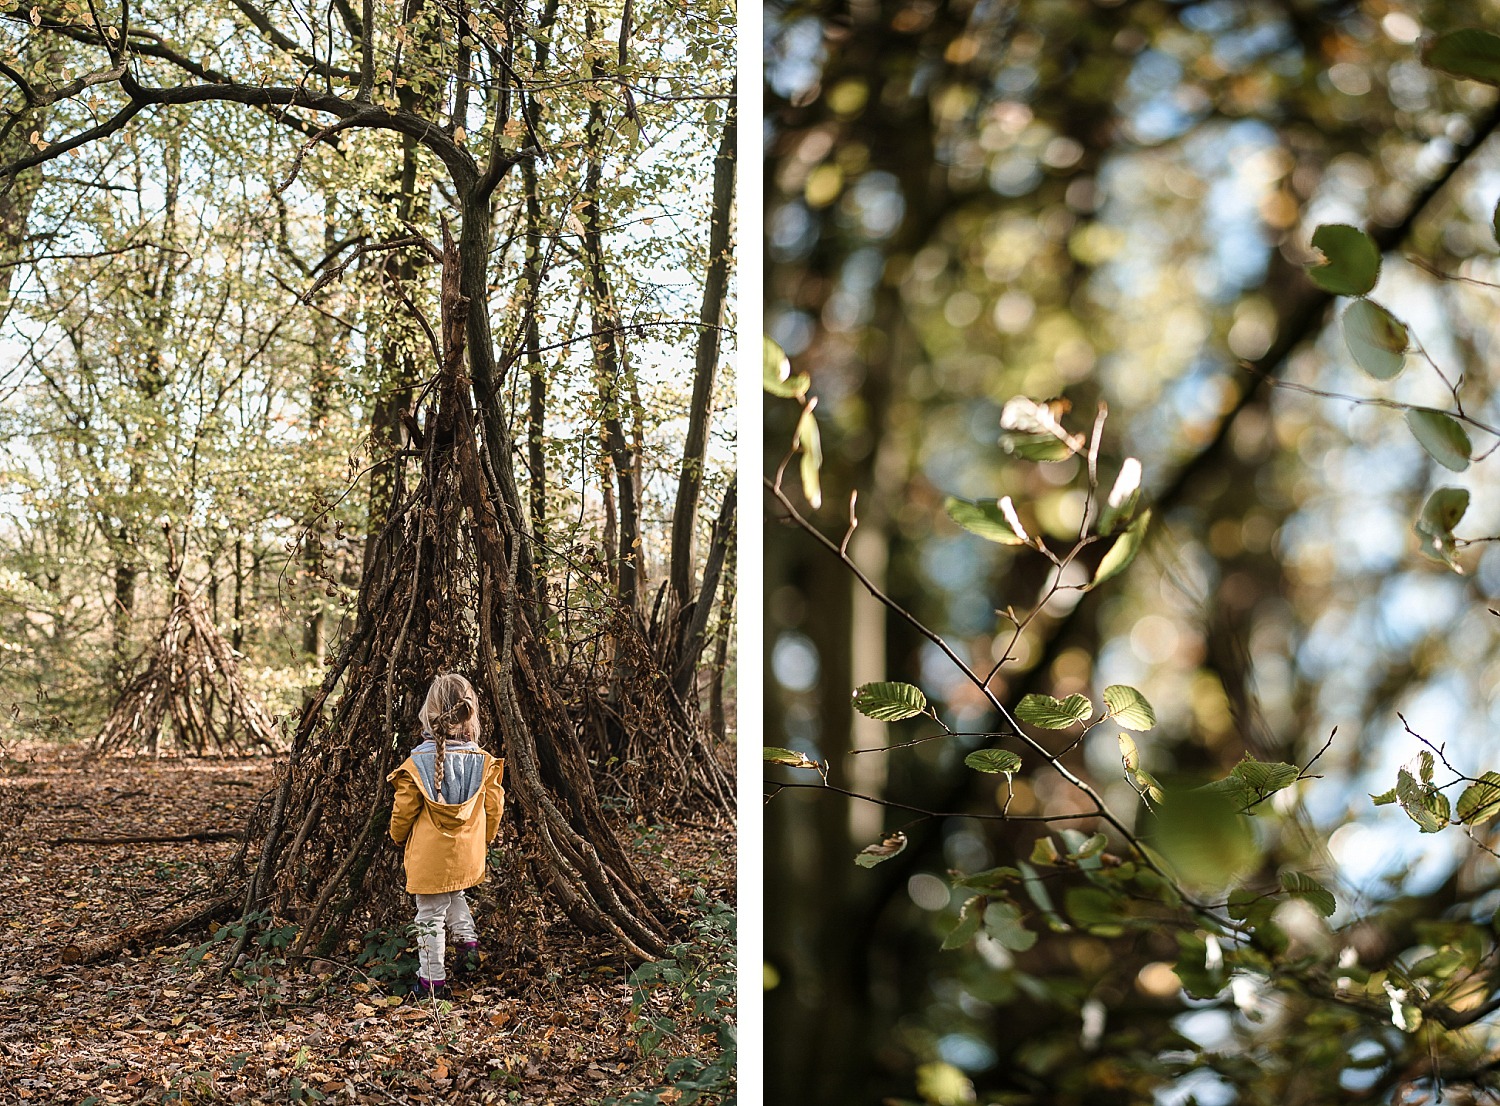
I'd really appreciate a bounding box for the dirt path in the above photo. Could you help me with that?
[0,744,734,1104]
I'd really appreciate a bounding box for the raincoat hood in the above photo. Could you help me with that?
[387,746,505,895]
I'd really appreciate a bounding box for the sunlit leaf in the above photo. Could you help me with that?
[1103,685,1155,731]
[795,403,823,507]
[1343,299,1407,380]
[1000,431,1073,461]
[1305,223,1380,296]
[964,748,1022,775]
[1015,693,1092,729]
[1092,510,1150,587]
[1406,409,1471,472]
[1280,871,1336,917]
[998,496,1030,544]
[1423,28,1500,85]
[854,831,908,867]
[1457,772,1500,825]
[1203,757,1302,810]
[1396,768,1450,833]
[851,681,927,721]
[944,497,1027,545]
[763,747,819,770]
[762,336,809,398]
[1030,835,1060,865]
[1097,458,1142,534]
[915,1061,976,1106]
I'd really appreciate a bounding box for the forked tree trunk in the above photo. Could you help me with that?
[233,224,674,963]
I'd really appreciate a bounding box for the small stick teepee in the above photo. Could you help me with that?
[93,576,281,756]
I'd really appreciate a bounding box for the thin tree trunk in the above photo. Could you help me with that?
[667,101,736,616]
[232,539,245,652]
[523,157,552,628]
[707,522,735,741]
[363,131,428,583]
[582,8,642,616]
[304,196,340,670]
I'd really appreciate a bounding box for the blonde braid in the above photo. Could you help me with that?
[418,674,480,803]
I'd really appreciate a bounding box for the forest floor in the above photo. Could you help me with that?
[0,742,735,1105]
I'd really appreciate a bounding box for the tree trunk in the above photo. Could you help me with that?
[582,8,642,617]
[667,102,736,616]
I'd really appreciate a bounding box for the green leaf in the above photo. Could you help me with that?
[852,681,927,721]
[1423,28,1500,85]
[1396,768,1450,833]
[1457,772,1500,825]
[1421,486,1470,533]
[1000,431,1073,461]
[982,901,1037,951]
[1175,931,1227,1000]
[1097,458,1142,535]
[1062,830,1108,860]
[1015,693,1092,729]
[1227,887,1272,924]
[1306,224,1380,296]
[1103,685,1155,731]
[1343,299,1407,380]
[763,747,819,770]
[964,748,1022,775]
[1280,871,1336,917]
[1092,510,1150,587]
[944,497,1027,545]
[1016,861,1064,930]
[854,831,908,867]
[1118,732,1140,772]
[1416,487,1469,570]
[1065,886,1125,936]
[1030,835,1059,865]
[762,336,809,398]
[953,866,1020,890]
[1371,787,1398,806]
[1203,756,1303,809]
[1406,409,1471,472]
[795,403,824,507]
[1153,786,1260,893]
[941,896,985,950]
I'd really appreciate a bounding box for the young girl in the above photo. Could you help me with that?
[387,672,505,996]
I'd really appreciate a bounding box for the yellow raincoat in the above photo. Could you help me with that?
[387,748,505,894]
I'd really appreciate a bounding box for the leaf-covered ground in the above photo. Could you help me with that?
[0,743,734,1104]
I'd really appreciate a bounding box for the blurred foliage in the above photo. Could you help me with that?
[766,1,1500,1103]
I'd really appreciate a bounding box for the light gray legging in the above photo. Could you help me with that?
[413,890,478,981]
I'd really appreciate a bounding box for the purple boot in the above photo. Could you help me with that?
[415,975,449,998]
[455,940,481,975]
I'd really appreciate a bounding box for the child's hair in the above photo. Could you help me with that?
[418,672,480,803]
